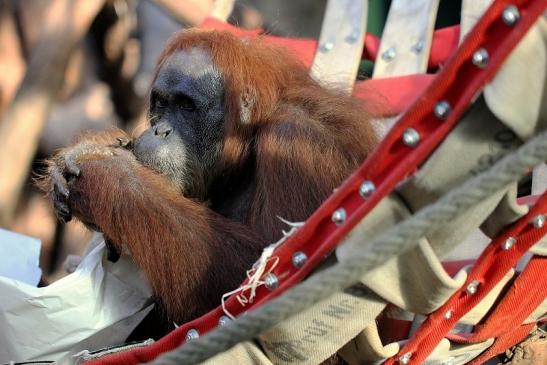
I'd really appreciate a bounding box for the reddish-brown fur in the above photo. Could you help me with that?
[42,30,376,325]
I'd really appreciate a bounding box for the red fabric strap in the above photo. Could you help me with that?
[353,74,435,116]
[384,196,547,365]
[200,18,460,70]
[466,256,546,364]
[468,323,536,365]
[471,255,547,341]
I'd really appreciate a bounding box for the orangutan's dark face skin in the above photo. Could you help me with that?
[134,48,225,199]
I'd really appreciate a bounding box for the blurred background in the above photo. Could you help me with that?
[0,0,462,282]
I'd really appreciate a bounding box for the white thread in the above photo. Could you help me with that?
[221,218,304,319]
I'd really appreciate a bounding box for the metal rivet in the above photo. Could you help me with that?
[399,352,412,364]
[501,236,516,250]
[444,310,453,320]
[186,329,199,341]
[434,101,452,120]
[381,47,396,62]
[219,315,230,326]
[531,214,545,228]
[292,251,308,268]
[346,29,360,43]
[332,208,347,226]
[502,5,520,26]
[472,48,489,68]
[466,280,480,295]
[359,180,375,198]
[320,41,334,52]
[411,40,424,54]
[402,128,420,148]
[264,273,279,291]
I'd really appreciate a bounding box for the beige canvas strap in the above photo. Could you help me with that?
[209,0,234,21]
[339,324,400,363]
[372,0,440,78]
[361,238,469,314]
[424,338,495,365]
[257,286,386,365]
[310,0,368,91]
[337,194,469,313]
[340,322,495,365]
[484,17,547,141]
[398,98,528,245]
[525,299,547,324]
[369,0,439,141]
[532,164,547,195]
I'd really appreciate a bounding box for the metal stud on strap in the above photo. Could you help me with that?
[502,5,520,26]
[186,329,199,341]
[398,352,412,364]
[263,273,279,291]
[466,280,480,295]
[292,251,308,268]
[501,237,516,250]
[359,180,375,198]
[472,48,489,68]
[434,101,452,120]
[332,208,347,225]
[402,128,420,148]
[531,214,545,228]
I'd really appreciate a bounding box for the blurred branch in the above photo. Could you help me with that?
[0,1,25,113]
[209,0,235,22]
[0,0,105,227]
[153,0,213,26]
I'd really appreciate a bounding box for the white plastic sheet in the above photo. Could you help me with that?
[0,228,42,285]
[0,233,153,363]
